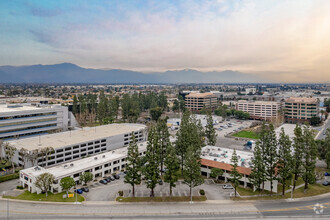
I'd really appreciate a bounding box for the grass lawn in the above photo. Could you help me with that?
[233,183,330,201]
[232,130,259,139]
[236,186,275,196]
[116,195,207,202]
[4,190,85,203]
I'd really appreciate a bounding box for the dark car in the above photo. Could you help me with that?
[113,174,120,179]
[325,172,330,176]
[99,179,108,184]
[81,187,89,192]
[105,177,112,183]
[159,180,163,185]
[74,189,83,194]
[322,181,329,186]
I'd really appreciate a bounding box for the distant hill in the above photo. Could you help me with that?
[0,63,266,83]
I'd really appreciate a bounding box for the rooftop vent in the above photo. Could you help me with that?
[64,165,68,169]
[102,155,105,158]
[94,157,98,160]
[70,163,74,167]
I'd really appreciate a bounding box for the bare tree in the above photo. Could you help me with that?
[19,148,28,168]
[29,149,39,167]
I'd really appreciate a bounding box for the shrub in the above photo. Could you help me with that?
[0,173,19,183]
[118,191,124,196]
[16,186,24,189]
[199,189,205,196]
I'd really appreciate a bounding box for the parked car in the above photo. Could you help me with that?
[104,177,112,183]
[223,184,234,189]
[81,187,89,192]
[109,176,115,181]
[99,179,108,184]
[74,189,83,194]
[159,180,163,185]
[325,172,330,176]
[322,181,329,186]
[218,128,223,131]
[112,174,120,179]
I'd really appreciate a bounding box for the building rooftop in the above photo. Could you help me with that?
[237,100,280,105]
[186,92,216,98]
[0,103,63,114]
[285,97,318,104]
[7,123,146,151]
[201,146,253,175]
[21,142,147,179]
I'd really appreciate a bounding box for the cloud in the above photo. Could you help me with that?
[1,0,330,82]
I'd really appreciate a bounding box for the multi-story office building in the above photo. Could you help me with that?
[19,142,147,194]
[4,123,146,168]
[284,97,319,123]
[235,100,282,121]
[0,103,77,140]
[185,93,217,112]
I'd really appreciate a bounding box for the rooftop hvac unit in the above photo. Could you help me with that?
[70,163,74,167]
[64,165,68,169]
[94,157,98,160]
[102,155,106,158]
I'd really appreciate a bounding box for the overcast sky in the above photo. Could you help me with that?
[1,0,329,82]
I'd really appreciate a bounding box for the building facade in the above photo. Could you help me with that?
[185,93,218,112]
[4,123,147,168]
[19,142,147,194]
[284,97,319,123]
[235,100,282,121]
[0,103,77,140]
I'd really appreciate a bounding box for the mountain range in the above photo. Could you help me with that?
[0,63,267,84]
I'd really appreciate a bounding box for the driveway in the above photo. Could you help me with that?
[0,178,22,197]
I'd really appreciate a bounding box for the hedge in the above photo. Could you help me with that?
[0,173,19,183]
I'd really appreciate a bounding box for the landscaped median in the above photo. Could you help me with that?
[3,190,85,203]
[232,130,259,139]
[232,183,330,200]
[116,195,207,202]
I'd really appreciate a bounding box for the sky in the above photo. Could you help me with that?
[0,0,330,82]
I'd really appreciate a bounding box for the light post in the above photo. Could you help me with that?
[73,182,81,205]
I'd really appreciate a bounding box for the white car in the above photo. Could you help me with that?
[223,184,234,189]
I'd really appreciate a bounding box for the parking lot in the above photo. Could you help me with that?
[83,174,235,201]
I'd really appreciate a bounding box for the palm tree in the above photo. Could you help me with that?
[29,149,39,167]
[4,143,16,173]
[19,148,28,168]
[45,147,54,167]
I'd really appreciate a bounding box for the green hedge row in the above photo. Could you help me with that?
[0,173,19,183]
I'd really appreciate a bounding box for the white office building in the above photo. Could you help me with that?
[4,123,147,168]
[0,103,78,140]
[235,100,282,121]
[19,142,147,194]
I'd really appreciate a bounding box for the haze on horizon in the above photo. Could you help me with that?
[1,0,330,83]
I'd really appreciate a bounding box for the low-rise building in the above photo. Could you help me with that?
[3,123,147,168]
[200,146,278,192]
[284,97,319,123]
[19,142,147,194]
[185,93,218,112]
[235,100,283,121]
[0,103,77,140]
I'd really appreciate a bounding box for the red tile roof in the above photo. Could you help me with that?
[200,158,251,175]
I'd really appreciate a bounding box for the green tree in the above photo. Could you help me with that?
[205,112,217,145]
[156,119,170,176]
[265,124,278,194]
[35,173,55,197]
[150,107,163,121]
[72,95,78,114]
[277,127,292,196]
[292,125,304,192]
[143,126,160,197]
[183,146,204,202]
[97,91,109,124]
[249,143,266,192]
[60,177,75,196]
[324,129,330,169]
[230,149,242,197]
[210,168,223,181]
[257,122,268,191]
[310,116,321,126]
[176,111,191,175]
[79,172,93,185]
[164,143,180,196]
[301,126,317,192]
[124,133,141,197]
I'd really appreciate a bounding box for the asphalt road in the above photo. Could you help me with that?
[317,118,330,140]
[1,193,329,219]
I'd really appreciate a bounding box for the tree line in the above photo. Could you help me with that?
[250,123,318,196]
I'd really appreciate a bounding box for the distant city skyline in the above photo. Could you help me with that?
[1,0,330,83]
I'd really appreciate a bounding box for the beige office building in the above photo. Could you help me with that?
[185,93,218,112]
[235,100,282,121]
[285,97,319,123]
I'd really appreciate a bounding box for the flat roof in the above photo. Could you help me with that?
[201,146,253,175]
[7,123,146,151]
[21,142,147,179]
[186,92,216,98]
[0,104,63,114]
[237,100,280,105]
[285,97,317,104]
